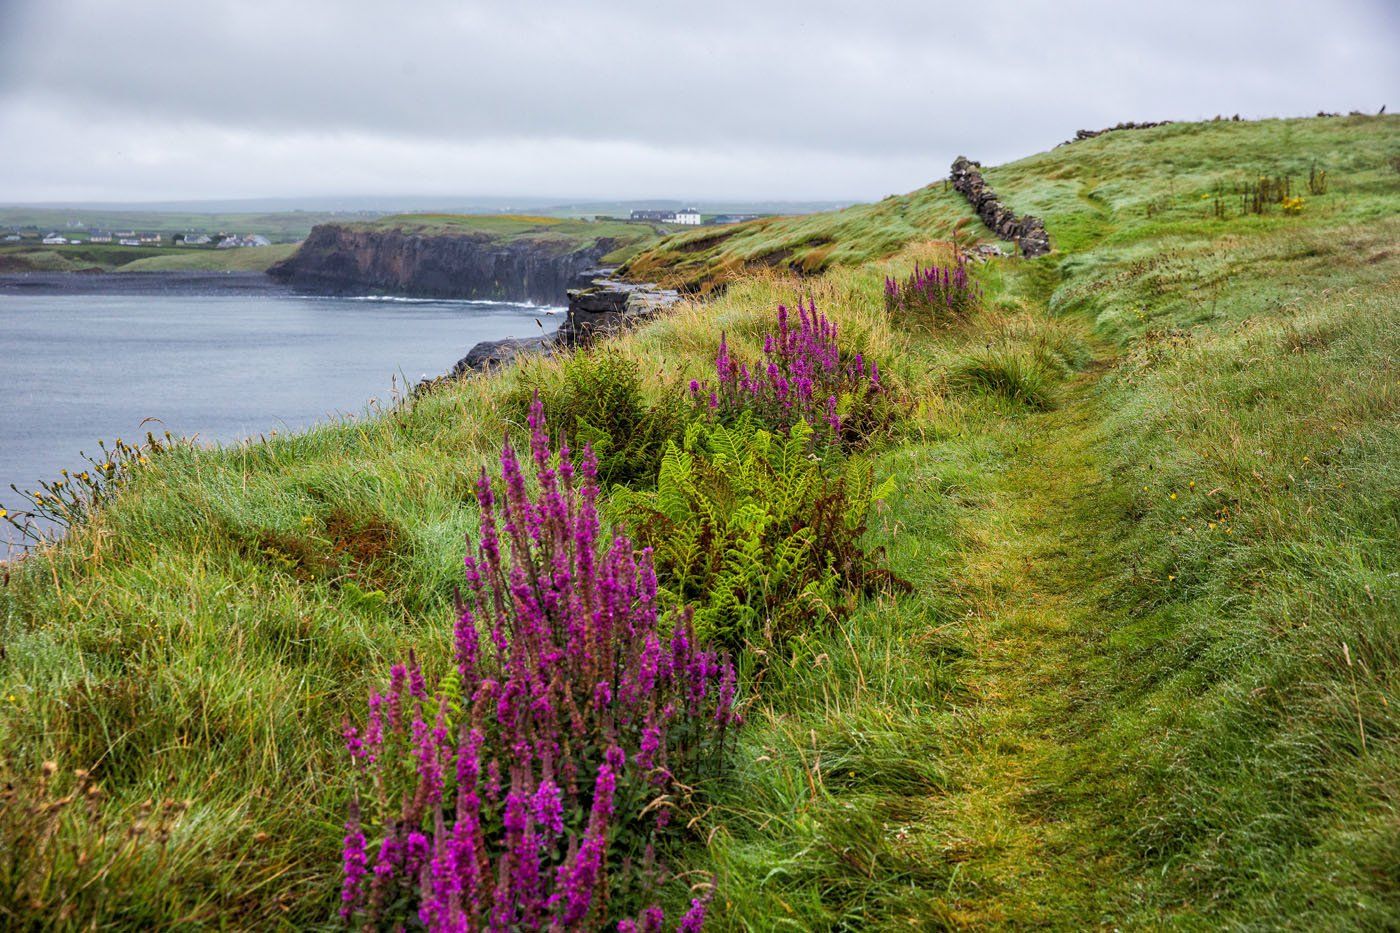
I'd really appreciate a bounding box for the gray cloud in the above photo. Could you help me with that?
[0,0,1395,202]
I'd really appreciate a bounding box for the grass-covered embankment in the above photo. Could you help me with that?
[0,242,299,274]
[0,114,1396,928]
[344,213,668,265]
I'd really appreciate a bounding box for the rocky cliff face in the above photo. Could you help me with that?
[268,224,618,304]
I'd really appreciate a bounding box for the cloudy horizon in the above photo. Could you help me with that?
[1,0,1395,206]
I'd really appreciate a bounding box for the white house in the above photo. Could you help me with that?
[137,233,162,244]
[218,234,272,248]
[2,234,21,242]
[42,233,69,245]
[119,238,140,246]
[673,209,702,225]
[180,234,213,246]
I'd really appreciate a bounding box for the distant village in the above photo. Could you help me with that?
[1,221,273,249]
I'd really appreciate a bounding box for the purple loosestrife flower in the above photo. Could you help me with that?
[341,399,735,931]
[690,298,885,450]
[340,800,368,921]
[885,255,980,319]
[678,893,711,933]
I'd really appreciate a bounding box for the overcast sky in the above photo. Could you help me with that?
[0,0,1395,204]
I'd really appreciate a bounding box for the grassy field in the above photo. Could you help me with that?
[0,242,298,273]
[0,208,372,244]
[345,213,671,264]
[0,115,1395,929]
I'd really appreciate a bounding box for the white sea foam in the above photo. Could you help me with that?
[339,295,563,312]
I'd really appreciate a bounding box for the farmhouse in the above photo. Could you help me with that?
[42,233,69,245]
[217,234,272,248]
[629,207,703,225]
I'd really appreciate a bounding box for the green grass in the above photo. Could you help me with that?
[0,208,370,243]
[1,114,1397,928]
[347,213,668,264]
[117,244,300,272]
[619,185,975,292]
[0,242,298,273]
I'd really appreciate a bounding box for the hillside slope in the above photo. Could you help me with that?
[0,115,1395,928]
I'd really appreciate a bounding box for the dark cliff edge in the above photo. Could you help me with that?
[268,223,620,305]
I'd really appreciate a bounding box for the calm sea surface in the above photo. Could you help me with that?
[0,275,557,549]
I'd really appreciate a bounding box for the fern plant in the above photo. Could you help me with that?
[508,350,682,489]
[615,415,900,648]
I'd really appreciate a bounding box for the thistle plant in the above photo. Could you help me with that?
[340,397,735,931]
[688,300,886,450]
[883,256,981,322]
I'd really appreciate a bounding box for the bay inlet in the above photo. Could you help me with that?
[0,273,557,549]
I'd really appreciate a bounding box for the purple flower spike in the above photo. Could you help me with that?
[686,298,886,450]
[340,399,735,930]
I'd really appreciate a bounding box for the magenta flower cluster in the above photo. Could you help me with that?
[688,300,880,445]
[340,396,736,931]
[884,256,981,319]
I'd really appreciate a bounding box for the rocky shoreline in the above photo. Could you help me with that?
[437,274,682,382]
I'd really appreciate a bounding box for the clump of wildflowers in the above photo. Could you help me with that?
[688,299,886,449]
[884,255,981,322]
[341,396,735,930]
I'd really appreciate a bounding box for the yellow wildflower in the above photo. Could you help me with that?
[1170,492,1177,500]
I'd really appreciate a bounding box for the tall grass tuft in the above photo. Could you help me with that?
[950,343,1060,410]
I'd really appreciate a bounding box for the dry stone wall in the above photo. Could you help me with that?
[949,157,1052,258]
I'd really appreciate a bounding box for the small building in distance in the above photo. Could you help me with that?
[3,234,22,242]
[217,234,272,248]
[118,238,141,246]
[137,233,162,245]
[629,207,703,225]
[178,234,213,246]
[42,233,69,245]
[88,232,113,243]
[708,213,763,225]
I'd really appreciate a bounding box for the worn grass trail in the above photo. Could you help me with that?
[926,362,1133,927]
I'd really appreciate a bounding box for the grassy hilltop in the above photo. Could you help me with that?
[333,212,670,265]
[0,213,667,275]
[0,114,1396,928]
